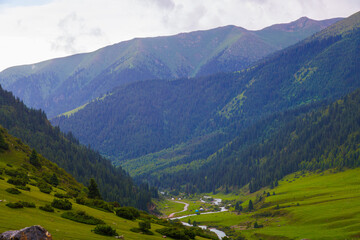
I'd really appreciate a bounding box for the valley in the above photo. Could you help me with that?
[0,3,359,240]
[158,168,360,239]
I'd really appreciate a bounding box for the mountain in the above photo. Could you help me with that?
[0,17,340,118]
[52,11,360,189]
[160,88,360,192]
[0,86,152,209]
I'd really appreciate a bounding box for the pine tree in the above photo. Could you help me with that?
[248,200,254,211]
[88,178,102,199]
[50,173,59,187]
[29,149,41,168]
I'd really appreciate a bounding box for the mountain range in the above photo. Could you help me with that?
[52,11,360,190]
[0,17,340,118]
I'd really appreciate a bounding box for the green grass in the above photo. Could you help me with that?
[0,177,194,240]
[178,168,360,240]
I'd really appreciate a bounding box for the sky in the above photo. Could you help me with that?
[0,0,359,71]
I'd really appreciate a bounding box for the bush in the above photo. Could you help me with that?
[254,221,263,228]
[39,204,54,212]
[156,227,192,240]
[61,211,105,225]
[16,185,30,191]
[6,188,21,194]
[115,206,140,220]
[51,198,72,210]
[7,177,28,186]
[38,181,52,194]
[19,201,36,208]
[92,225,117,236]
[54,193,71,199]
[6,202,23,208]
[5,169,26,178]
[75,197,113,212]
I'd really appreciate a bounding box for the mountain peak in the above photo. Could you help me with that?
[263,16,341,32]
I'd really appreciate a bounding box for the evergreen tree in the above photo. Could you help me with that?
[29,149,41,168]
[50,173,59,187]
[88,178,102,199]
[0,132,8,151]
[248,200,254,211]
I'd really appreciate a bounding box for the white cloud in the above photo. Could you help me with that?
[0,0,359,71]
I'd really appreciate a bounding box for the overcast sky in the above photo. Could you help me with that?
[0,0,359,71]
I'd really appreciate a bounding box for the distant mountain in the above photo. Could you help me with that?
[0,17,340,117]
[52,11,360,188]
[0,86,152,209]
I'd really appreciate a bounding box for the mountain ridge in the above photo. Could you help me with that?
[0,16,341,117]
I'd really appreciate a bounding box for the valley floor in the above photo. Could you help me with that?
[159,168,360,240]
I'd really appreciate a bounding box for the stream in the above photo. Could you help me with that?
[169,198,227,239]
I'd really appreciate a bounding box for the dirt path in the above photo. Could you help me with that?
[167,201,189,218]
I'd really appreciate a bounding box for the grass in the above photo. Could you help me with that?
[178,168,360,240]
[0,177,194,240]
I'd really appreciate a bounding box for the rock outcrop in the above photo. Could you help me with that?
[0,225,52,240]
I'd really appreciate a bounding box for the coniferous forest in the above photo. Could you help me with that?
[0,86,152,209]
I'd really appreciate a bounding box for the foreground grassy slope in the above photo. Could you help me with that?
[181,168,360,240]
[0,129,213,240]
[0,178,176,240]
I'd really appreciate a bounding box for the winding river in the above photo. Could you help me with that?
[169,198,227,239]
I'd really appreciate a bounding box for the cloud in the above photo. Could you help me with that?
[51,12,106,54]
[0,0,359,71]
[150,0,175,10]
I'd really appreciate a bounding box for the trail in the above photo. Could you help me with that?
[167,201,189,218]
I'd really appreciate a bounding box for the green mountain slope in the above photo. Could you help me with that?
[163,86,360,193]
[0,17,340,117]
[0,86,152,209]
[52,11,360,186]
[0,131,215,240]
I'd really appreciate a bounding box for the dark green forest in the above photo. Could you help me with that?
[156,88,360,193]
[0,86,152,210]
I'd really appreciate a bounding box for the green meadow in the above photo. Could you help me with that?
[180,168,360,240]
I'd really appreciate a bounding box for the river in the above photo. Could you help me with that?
[169,198,227,239]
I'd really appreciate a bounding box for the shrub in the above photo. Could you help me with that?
[38,182,52,194]
[16,185,30,191]
[54,193,71,199]
[115,206,140,220]
[61,211,105,225]
[254,221,263,228]
[19,201,36,208]
[7,177,28,186]
[156,227,191,240]
[51,198,72,210]
[92,225,117,236]
[39,204,54,212]
[6,188,21,194]
[6,202,24,208]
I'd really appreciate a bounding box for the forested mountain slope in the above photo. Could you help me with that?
[52,12,360,186]
[159,88,360,192]
[0,17,340,117]
[0,86,152,209]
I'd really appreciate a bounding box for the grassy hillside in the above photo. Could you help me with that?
[0,127,215,240]
[180,168,360,240]
[0,17,339,117]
